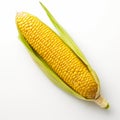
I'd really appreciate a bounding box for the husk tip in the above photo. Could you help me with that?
[105,103,110,109]
[39,1,44,7]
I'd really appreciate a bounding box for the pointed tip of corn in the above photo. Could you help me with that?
[16,12,27,20]
[94,95,109,109]
[16,12,24,23]
[16,12,22,18]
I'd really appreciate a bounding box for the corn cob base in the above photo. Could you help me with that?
[94,95,109,109]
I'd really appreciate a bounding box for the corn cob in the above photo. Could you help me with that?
[16,3,109,108]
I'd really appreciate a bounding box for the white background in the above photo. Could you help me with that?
[0,0,120,119]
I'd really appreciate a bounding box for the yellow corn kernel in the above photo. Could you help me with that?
[16,12,98,99]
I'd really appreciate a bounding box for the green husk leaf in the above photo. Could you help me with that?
[40,2,100,97]
[18,32,89,101]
